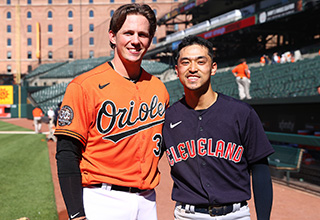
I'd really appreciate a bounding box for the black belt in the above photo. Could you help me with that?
[90,183,146,193]
[181,201,247,216]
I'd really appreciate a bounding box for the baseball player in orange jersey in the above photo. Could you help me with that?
[32,106,43,133]
[55,4,169,220]
[232,59,252,100]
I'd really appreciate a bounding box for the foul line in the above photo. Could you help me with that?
[0,131,49,134]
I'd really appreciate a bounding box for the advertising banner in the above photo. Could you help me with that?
[199,16,256,40]
[0,85,13,105]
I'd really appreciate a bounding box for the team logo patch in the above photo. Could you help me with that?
[58,105,74,126]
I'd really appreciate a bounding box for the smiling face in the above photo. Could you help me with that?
[109,14,151,65]
[175,44,217,92]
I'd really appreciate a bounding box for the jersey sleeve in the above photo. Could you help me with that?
[243,108,274,164]
[54,82,92,146]
[232,66,237,73]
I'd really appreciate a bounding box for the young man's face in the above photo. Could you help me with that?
[175,44,217,91]
[109,14,151,64]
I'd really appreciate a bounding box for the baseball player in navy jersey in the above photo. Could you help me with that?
[162,35,274,220]
[55,4,169,220]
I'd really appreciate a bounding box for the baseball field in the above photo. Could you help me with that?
[1,118,320,220]
[0,120,57,220]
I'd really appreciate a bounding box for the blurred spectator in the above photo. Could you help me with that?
[284,51,294,63]
[318,86,320,95]
[32,106,44,133]
[260,55,271,66]
[294,50,302,62]
[265,55,271,65]
[47,107,57,142]
[232,58,252,100]
[260,55,266,66]
[272,52,280,64]
[54,102,62,126]
[280,53,287,63]
[48,108,55,123]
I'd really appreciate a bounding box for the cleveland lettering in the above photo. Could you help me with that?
[166,139,244,165]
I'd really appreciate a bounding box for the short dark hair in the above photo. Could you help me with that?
[239,58,246,63]
[109,3,157,49]
[176,35,214,62]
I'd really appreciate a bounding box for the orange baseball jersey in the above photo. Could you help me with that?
[32,107,43,117]
[55,62,170,189]
[232,63,250,78]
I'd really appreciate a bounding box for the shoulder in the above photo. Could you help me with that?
[217,93,253,112]
[141,69,169,95]
[165,98,187,116]
[232,65,238,71]
[70,62,113,85]
[141,69,164,84]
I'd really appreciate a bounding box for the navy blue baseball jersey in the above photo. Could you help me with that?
[162,93,274,205]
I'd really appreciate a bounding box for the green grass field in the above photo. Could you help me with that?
[0,121,58,220]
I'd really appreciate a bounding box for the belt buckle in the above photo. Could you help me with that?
[208,206,216,217]
[208,206,223,217]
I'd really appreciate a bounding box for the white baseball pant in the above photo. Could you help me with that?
[33,117,42,133]
[236,77,252,100]
[83,184,157,220]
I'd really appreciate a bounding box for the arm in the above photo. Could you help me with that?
[251,157,273,220]
[244,69,249,78]
[56,135,86,219]
[232,69,237,77]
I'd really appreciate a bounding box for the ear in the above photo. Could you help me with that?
[211,62,217,76]
[109,30,116,45]
[175,65,179,77]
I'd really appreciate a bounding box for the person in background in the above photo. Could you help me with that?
[47,107,55,125]
[162,35,274,220]
[260,55,266,66]
[272,52,280,64]
[32,106,43,133]
[232,58,252,100]
[55,3,169,220]
[47,107,57,142]
[54,102,62,127]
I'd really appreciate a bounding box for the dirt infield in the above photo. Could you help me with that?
[2,118,320,220]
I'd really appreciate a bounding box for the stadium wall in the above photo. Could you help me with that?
[0,85,32,119]
[248,97,320,135]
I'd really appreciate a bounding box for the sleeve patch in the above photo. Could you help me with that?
[58,105,74,126]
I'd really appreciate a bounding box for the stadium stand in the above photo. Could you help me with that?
[29,53,319,109]
[40,56,112,79]
[141,60,170,75]
[25,62,68,79]
[27,57,113,112]
[30,83,69,113]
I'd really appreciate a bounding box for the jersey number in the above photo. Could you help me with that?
[153,133,162,157]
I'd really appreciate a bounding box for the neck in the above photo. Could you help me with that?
[111,53,142,79]
[185,88,217,110]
